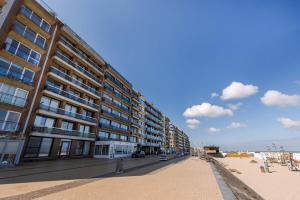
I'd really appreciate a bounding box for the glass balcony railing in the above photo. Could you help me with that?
[0,68,34,86]
[32,126,96,139]
[44,82,99,109]
[99,123,129,132]
[0,91,27,107]
[0,120,20,132]
[102,96,131,114]
[49,66,101,96]
[104,85,130,103]
[101,109,131,123]
[105,74,131,95]
[39,103,97,123]
[55,51,100,83]
[59,37,104,74]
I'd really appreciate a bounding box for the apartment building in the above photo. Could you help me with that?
[0,0,190,166]
[140,99,164,155]
[95,65,136,159]
[0,0,57,165]
[169,123,190,153]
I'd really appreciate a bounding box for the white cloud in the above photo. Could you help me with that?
[227,122,247,129]
[186,119,200,129]
[221,82,258,100]
[277,117,300,128]
[228,102,243,111]
[211,92,219,98]
[208,127,221,133]
[183,102,233,118]
[261,90,300,107]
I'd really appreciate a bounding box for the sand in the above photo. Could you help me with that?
[216,157,300,200]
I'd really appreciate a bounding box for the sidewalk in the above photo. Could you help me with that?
[0,155,164,199]
[35,157,223,200]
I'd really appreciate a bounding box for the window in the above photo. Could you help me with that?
[100,118,110,126]
[111,121,120,128]
[83,141,90,155]
[0,83,28,107]
[82,109,93,118]
[84,96,95,104]
[20,5,51,32]
[65,104,77,115]
[112,110,120,117]
[34,115,55,128]
[120,135,127,141]
[69,89,80,98]
[5,38,41,65]
[61,121,74,131]
[94,145,109,155]
[0,109,21,131]
[110,133,118,140]
[75,141,84,155]
[120,124,128,131]
[98,131,109,139]
[24,137,53,158]
[113,99,121,107]
[101,105,111,113]
[79,124,90,134]
[103,94,112,101]
[40,96,59,108]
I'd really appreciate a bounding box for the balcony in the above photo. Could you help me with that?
[39,103,98,124]
[59,37,104,75]
[0,120,20,132]
[105,74,131,96]
[0,91,27,107]
[0,69,34,86]
[99,123,129,133]
[32,126,96,139]
[146,128,162,135]
[44,82,99,110]
[101,109,131,124]
[49,66,101,97]
[145,120,163,130]
[55,51,101,83]
[104,85,130,104]
[102,96,131,114]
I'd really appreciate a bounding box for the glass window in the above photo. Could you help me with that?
[120,135,127,141]
[38,138,52,157]
[120,124,128,131]
[75,141,84,155]
[14,88,28,107]
[61,121,74,130]
[13,20,26,35]
[20,6,32,18]
[65,104,77,113]
[24,28,36,43]
[36,35,46,48]
[31,13,42,27]
[22,69,34,84]
[5,38,19,54]
[9,63,23,80]
[95,145,109,155]
[79,124,90,134]
[0,57,10,75]
[28,50,40,65]
[83,141,90,155]
[110,133,118,140]
[34,115,55,128]
[111,121,120,128]
[41,20,50,32]
[100,118,110,125]
[16,43,30,60]
[98,131,109,139]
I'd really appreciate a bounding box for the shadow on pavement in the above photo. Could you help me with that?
[0,155,189,185]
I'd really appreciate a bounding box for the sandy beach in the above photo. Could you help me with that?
[216,157,300,200]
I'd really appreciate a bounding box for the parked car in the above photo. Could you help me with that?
[131,151,145,158]
[160,154,169,161]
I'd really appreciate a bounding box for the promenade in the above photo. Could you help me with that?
[0,157,223,200]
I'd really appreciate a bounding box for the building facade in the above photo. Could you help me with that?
[0,0,190,166]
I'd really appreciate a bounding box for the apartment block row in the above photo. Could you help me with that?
[0,0,190,166]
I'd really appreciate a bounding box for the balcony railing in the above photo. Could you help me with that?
[49,66,101,96]
[104,85,130,103]
[39,103,98,123]
[55,51,100,83]
[0,69,34,86]
[44,82,99,109]
[33,126,96,139]
[59,37,104,74]
[0,91,27,107]
[102,96,130,113]
[101,109,131,123]
[105,74,131,95]
[99,123,129,133]
[145,120,163,130]
[0,120,20,132]
[146,128,162,135]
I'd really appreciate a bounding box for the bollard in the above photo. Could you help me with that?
[115,158,124,174]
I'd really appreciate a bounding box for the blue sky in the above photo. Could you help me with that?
[44,0,300,151]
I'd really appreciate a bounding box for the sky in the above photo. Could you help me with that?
[44,0,300,151]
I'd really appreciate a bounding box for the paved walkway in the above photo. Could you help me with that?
[1,157,223,200]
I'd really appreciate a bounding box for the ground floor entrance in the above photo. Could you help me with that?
[23,136,94,162]
[0,139,24,167]
[94,140,137,159]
